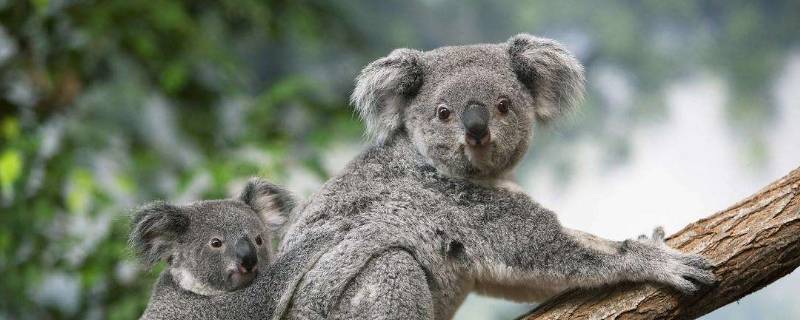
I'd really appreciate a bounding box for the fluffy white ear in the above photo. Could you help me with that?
[351,48,423,144]
[508,34,585,122]
[238,178,296,230]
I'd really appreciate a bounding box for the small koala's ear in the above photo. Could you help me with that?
[508,34,585,122]
[239,178,296,230]
[129,202,189,269]
[351,48,424,144]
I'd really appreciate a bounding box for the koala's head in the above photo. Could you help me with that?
[129,178,295,296]
[352,34,584,179]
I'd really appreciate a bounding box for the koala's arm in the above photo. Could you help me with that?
[467,196,715,302]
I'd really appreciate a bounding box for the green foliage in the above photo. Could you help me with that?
[0,149,21,193]
[0,0,364,318]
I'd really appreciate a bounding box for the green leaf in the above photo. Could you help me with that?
[0,149,22,191]
[1,117,20,141]
[161,62,189,93]
[66,169,95,215]
[30,0,48,14]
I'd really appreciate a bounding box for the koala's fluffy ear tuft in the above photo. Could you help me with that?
[239,178,296,230]
[508,34,585,122]
[129,202,189,269]
[351,48,424,144]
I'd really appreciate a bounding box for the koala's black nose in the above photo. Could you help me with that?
[234,236,258,272]
[462,103,490,146]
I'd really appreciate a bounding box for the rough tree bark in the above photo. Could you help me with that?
[519,166,800,320]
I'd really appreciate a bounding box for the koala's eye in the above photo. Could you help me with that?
[497,98,511,114]
[209,238,223,248]
[255,235,263,246]
[437,105,451,120]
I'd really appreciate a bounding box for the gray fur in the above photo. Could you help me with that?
[240,177,297,234]
[352,48,424,144]
[133,178,297,319]
[137,232,332,319]
[508,34,585,121]
[130,202,189,269]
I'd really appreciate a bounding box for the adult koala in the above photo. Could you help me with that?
[275,34,715,320]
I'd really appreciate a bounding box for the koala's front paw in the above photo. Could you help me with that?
[624,227,716,294]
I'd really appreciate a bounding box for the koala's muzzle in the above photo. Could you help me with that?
[234,236,258,273]
[462,103,490,146]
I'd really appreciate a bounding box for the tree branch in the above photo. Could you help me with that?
[519,166,800,320]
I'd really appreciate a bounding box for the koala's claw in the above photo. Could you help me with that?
[626,227,717,294]
[637,226,667,244]
[652,226,666,242]
[645,250,715,294]
[662,252,717,294]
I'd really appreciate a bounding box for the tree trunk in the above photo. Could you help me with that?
[519,166,800,320]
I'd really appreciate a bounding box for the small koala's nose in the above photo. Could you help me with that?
[234,236,257,273]
[462,103,490,146]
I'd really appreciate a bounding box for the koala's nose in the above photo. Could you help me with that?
[234,236,258,273]
[462,103,490,146]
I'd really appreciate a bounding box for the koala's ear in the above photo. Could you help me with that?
[351,48,424,144]
[239,178,296,230]
[129,202,189,269]
[508,34,585,122]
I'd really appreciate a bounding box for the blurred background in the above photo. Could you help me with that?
[1,0,799,319]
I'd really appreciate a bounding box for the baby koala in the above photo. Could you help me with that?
[130,178,294,317]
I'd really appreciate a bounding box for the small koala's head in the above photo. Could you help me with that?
[352,34,584,178]
[129,178,295,296]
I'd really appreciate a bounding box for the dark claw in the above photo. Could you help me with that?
[652,226,666,242]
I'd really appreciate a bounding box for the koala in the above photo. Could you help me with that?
[130,178,296,319]
[270,34,716,320]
